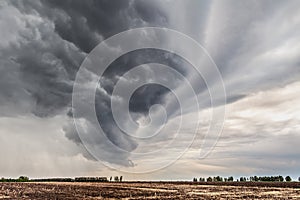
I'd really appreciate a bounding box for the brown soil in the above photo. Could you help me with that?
[0,181,300,199]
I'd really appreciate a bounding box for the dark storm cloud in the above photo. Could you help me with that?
[10,0,170,117]
[134,0,167,25]
[2,0,300,173]
[0,1,82,117]
[42,0,133,53]
[1,0,171,165]
[11,34,82,117]
[67,49,188,162]
[12,0,169,53]
[99,49,189,110]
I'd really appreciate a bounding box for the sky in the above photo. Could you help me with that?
[0,0,300,180]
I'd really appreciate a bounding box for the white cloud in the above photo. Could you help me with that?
[116,81,300,179]
[0,115,106,178]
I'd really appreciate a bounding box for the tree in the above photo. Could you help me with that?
[227,176,234,182]
[18,176,29,182]
[214,176,223,182]
[298,177,300,182]
[240,177,246,182]
[279,176,284,182]
[193,178,198,182]
[114,176,119,182]
[253,176,259,181]
[285,176,292,182]
[207,177,212,182]
[120,176,123,182]
[199,178,205,182]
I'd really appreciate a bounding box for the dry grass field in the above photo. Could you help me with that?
[1,181,300,199]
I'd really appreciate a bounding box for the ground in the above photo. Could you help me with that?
[1,181,300,199]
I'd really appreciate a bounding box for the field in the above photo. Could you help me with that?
[1,181,300,199]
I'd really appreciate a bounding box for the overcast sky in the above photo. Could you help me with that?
[0,0,300,180]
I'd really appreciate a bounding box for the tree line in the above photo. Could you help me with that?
[0,176,124,182]
[193,175,295,182]
[0,176,29,182]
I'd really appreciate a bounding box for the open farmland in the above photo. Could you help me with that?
[1,182,300,199]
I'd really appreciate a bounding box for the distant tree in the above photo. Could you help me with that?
[298,177,300,182]
[285,176,292,182]
[227,176,234,182]
[207,177,212,182]
[110,177,112,181]
[253,176,259,181]
[240,177,246,182]
[214,176,223,182]
[279,176,284,182]
[199,178,205,182]
[193,178,198,182]
[260,176,268,181]
[114,176,119,182]
[18,176,29,182]
[120,176,123,182]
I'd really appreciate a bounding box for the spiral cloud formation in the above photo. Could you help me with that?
[0,0,300,179]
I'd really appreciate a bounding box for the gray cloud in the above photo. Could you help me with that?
[0,0,300,178]
[0,0,173,167]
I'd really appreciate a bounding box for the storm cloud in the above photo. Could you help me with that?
[0,0,300,179]
[0,0,172,166]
